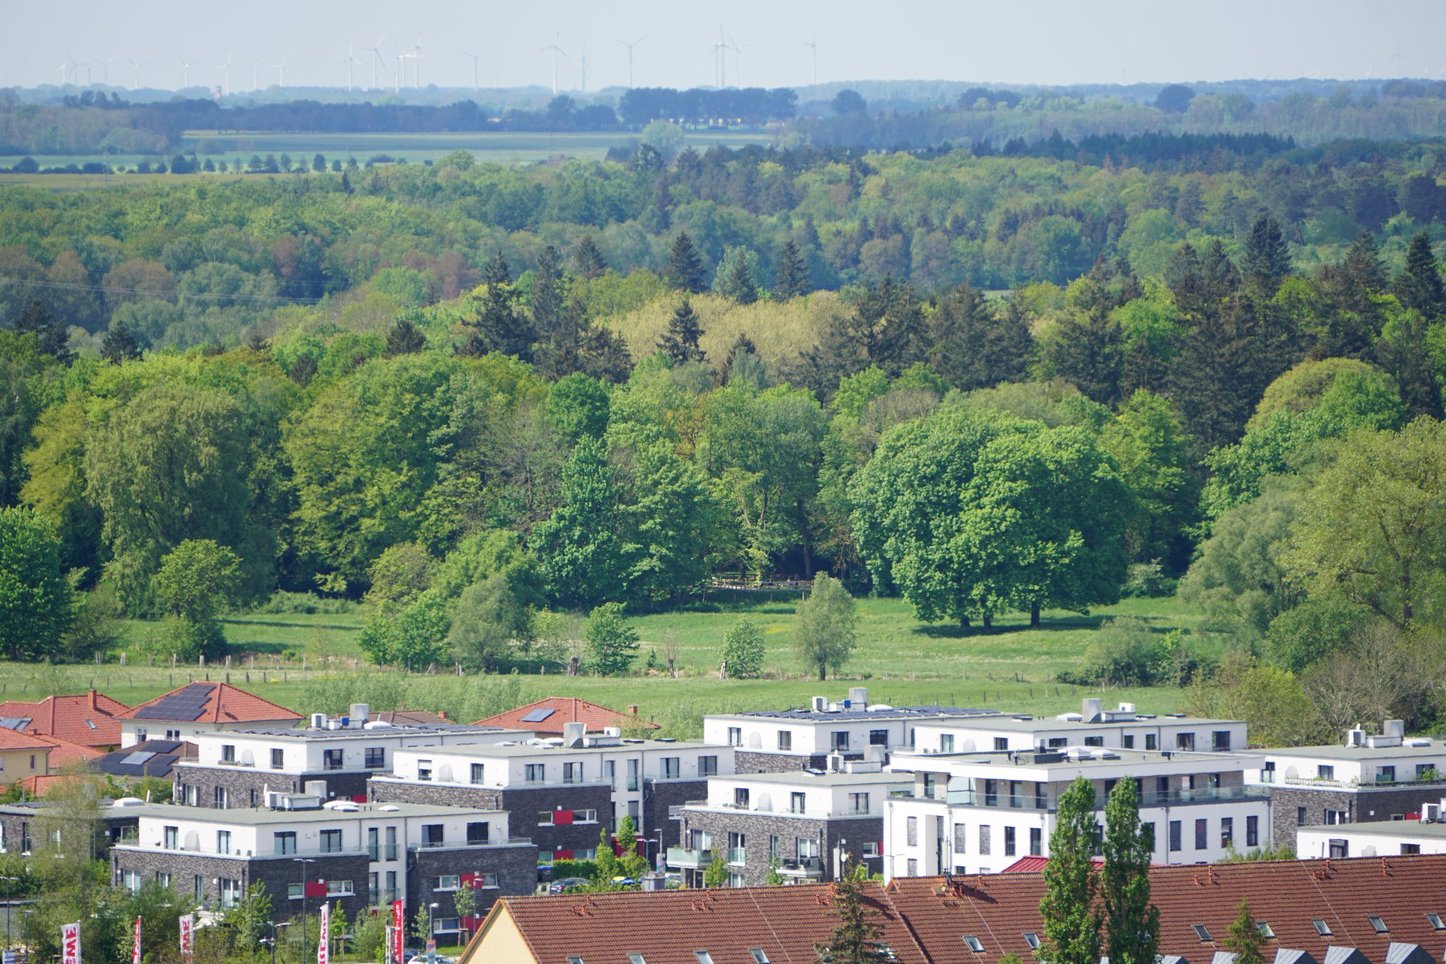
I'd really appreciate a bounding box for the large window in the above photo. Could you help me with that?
[1246,815,1259,847]
[777,731,792,752]
[1168,821,1181,852]
[365,747,386,770]
[662,757,680,780]
[791,792,806,814]
[1194,819,1207,850]
[163,826,178,849]
[848,792,870,815]
[323,749,344,771]
[466,822,489,846]
[421,824,444,848]
[1004,827,1016,856]
[830,731,850,751]
[320,829,343,853]
[271,748,285,770]
[470,763,485,785]
[699,756,718,777]
[418,760,433,782]
[217,830,231,854]
[563,762,584,784]
[274,831,297,855]
[524,764,545,784]
[221,744,236,764]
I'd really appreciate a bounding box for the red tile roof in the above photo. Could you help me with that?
[44,735,102,770]
[0,726,59,753]
[0,691,130,748]
[473,697,659,737]
[469,854,1446,964]
[117,682,303,725]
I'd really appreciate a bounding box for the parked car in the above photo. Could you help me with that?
[549,877,589,894]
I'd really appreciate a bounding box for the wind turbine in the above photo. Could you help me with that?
[64,52,80,86]
[541,33,568,96]
[460,49,480,90]
[217,53,232,97]
[274,62,286,88]
[99,56,114,86]
[804,35,819,87]
[363,35,388,90]
[578,41,588,93]
[616,36,643,88]
[342,40,363,92]
[58,60,68,86]
[178,56,195,88]
[411,39,424,87]
[124,57,147,90]
[727,34,743,89]
[710,30,728,89]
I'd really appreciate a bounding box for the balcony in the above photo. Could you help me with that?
[945,784,1268,810]
[666,847,713,869]
[778,856,824,878]
[727,848,746,866]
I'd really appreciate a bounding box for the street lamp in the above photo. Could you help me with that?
[294,857,315,964]
[263,921,291,964]
[428,902,439,946]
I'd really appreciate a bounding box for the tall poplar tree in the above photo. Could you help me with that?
[1101,778,1160,964]
[1039,776,1101,964]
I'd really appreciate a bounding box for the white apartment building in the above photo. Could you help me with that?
[883,746,1270,879]
[1298,809,1446,859]
[912,699,1248,756]
[703,688,999,769]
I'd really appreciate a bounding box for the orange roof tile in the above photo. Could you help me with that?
[472,697,659,737]
[44,735,103,770]
[117,682,302,725]
[0,691,130,749]
[0,726,59,753]
[471,854,1446,964]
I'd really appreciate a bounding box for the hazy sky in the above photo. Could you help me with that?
[9,0,1446,94]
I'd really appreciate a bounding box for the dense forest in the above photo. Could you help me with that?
[3,120,1446,733]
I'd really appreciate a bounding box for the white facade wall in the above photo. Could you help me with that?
[1296,824,1446,858]
[910,718,1248,755]
[123,720,297,748]
[702,774,909,818]
[1247,747,1446,787]
[188,728,525,773]
[702,716,919,756]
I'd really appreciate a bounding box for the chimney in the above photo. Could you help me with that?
[1082,698,1103,723]
[849,687,868,709]
[563,722,586,748]
[89,689,99,710]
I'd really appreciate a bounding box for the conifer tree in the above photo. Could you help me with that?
[483,250,511,286]
[100,320,142,364]
[386,317,426,356]
[1102,778,1160,964]
[1242,214,1291,296]
[1223,900,1268,964]
[572,236,607,280]
[773,238,809,299]
[817,861,888,963]
[666,232,707,293]
[1040,777,1101,964]
[658,298,706,365]
[1394,230,1445,318]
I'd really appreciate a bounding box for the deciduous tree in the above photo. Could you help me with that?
[794,573,857,680]
[1040,776,1101,964]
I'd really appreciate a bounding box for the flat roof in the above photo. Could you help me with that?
[722,705,997,723]
[108,801,502,824]
[401,738,717,758]
[914,714,1242,732]
[893,747,1256,770]
[209,722,519,740]
[1263,741,1441,762]
[1300,819,1446,840]
[719,770,913,788]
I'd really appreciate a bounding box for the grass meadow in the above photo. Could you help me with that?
[2,593,1221,739]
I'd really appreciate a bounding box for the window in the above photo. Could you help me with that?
[164,825,178,849]
[326,880,353,896]
[1145,734,1157,750]
[1312,920,1332,936]
[662,757,680,780]
[421,824,444,848]
[418,760,433,782]
[1246,815,1259,847]
[214,786,228,808]
[1378,766,1396,783]
[1035,784,1047,809]
[270,748,284,770]
[1029,828,1042,856]
[848,792,870,815]
[287,883,303,900]
[1257,922,1275,938]
[1176,733,1195,751]
[385,827,398,860]
[563,762,584,784]
[727,727,742,746]
[470,763,485,784]
[156,872,170,888]
[695,952,715,964]
[940,735,955,753]
[217,830,231,854]
[923,773,938,799]
[734,787,751,808]
[1368,916,1388,933]
[627,758,640,791]
[1212,730,1232,751]
[629,956,646,964]
[1122,735,1135,749]
[1168,821,1181,852]
[869,729,888,747]
[385,870,398,901]
[862,841,879,857]
[1402,843,1421,855]
[221,744,236,763]
[906,816,918,846]
[777,731,792,751]
[122,869,142,893]
[1418,764,1437,781]
[320,829,343,853]
[365,747,385,770]
[728,831,745,865]
[1297,806,1308,825]
[1220,817,1233,848]
[1192,925,1212,942]
[978,825,991,855]
[1142,823,1155,851]
[323,748,344,771]
[1024,934,1041,951]
[1426,913,1444,930]
[467,822,489,845]
[1318,764,1335,781]
[830,731,850,751]
[1004,827,1016,856]
[1194,819,1207,850]
[368,827,379,860]
[436,875,460,891]
[477,872,499,888]
[135,728,147,742]
[964,936,984,953]
[574,809,598,823]
[749,951,771,964]
[791,792,806,814]
[993,737,1008,751]
[699,756,718,777]
[984,779,998,807]
[524,763,545,784]
[953,824,968,853]
[538,811,555,826]
[1085,736,1104,747]
[769,835,780,858]
[1325,809,1347,825]
[907,858,918,876]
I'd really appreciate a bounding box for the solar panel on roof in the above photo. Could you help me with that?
[521,708,557,723]
[0,717,32,731]
[120,751,156,766]
[134,683,216,721]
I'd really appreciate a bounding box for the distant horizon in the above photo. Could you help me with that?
[8,0,1443,95]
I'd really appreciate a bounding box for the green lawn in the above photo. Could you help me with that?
[25,593,1218,739]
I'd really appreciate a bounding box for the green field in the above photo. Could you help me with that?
[0,594,1216,738]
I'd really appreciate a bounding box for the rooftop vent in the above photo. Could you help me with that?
[812,696,827,713]
[1082,698,1103,723]
[310,713,326,730]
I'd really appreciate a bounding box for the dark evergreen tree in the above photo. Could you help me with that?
[1376,307,1444,419]
[386,317,426,356]
[1393,230,1445,318]
[530,245,569,341]
[14,300,71,362]
[479,275,534,360]
[926,283,1031,392]
[665,232,707,294]
[288,353,317,386]
[483,251,511,287]
[100,320,143,364]
[718,332,766,387]
[721,255,758,305]
[1042,302,1124,405]
[1242,213,1292,296]
[572,236,607,280]
[773,238,809,299]
[658,298,706,365]
[816,862,889,963]
[796,278,925,396]
[580,326,634,383]
[1101,778,1160,964]
[1314,231,1386,359]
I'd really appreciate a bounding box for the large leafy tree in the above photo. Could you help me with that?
[584,601,639,676]
[151,538,243,660]
[1040,776,1101,964]
[0,506,72,660]
[794,573,857,680]
[1101,778,1160,964]
[533,436,633,609]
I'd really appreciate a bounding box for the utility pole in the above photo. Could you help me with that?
[294,857,315,964]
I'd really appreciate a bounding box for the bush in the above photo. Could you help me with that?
[1121,561,1177,598]
[1062,617,1205,686]
[257,591,357,615]
[1263,597,1371,673]
[720,617,765,678]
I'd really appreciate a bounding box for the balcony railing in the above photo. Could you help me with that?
[945,784,1268,810]
[778,856,823,876]
[666,847,713,869]
[727,848,746,865]
[1261,771,1446,789]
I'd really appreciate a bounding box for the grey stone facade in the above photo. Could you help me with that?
[174,764,372,809]
[409,842,538,928]
[1268,783,1446,848]
[110,848,372,922]
[0,804,136,858]
[643,779,707,850]
[677,809,884,886]
[368,778,612,858]
[734,752,830,774]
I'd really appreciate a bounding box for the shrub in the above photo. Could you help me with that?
[720,617,765,678]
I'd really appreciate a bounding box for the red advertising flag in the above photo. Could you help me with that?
[131,917,142,964]
[391,900,404,964]
[61,922,81,964]
[178,915,193,963]
[317,902,329,964]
